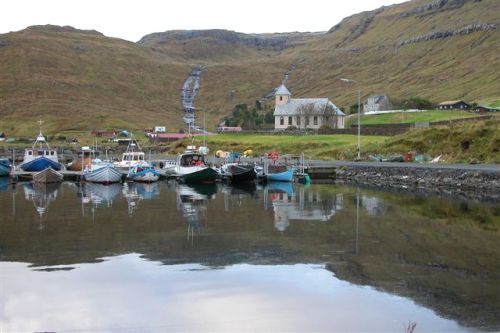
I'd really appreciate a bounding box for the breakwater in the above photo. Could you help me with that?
[333,164,500,201]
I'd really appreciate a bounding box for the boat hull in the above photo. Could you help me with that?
[0,159,11,176]
[267,169,294,182]
[67,157,92,171]
[20,156,62,172]
[178,166,219,183]
[33,167,63,183]
[225,164,256,183]
[84,166,122,184]
[127,170,160,183]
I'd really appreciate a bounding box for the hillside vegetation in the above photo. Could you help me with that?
[0,0,499,135]
[345,110,483,126]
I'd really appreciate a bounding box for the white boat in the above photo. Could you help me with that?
[84,159,122,184]
[127,161,160,182]
[174,146,218,183]
[113,134,146,171]
[157,160,178,177]
[19,121,62,172]
[32,167,63,183]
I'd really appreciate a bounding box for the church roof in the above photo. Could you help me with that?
[274,98,345,116]
[275,84,291,96]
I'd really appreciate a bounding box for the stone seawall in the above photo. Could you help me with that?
[334,165,500,202]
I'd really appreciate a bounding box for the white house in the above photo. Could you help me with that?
[363,95,392,112]
[273,84,345,130]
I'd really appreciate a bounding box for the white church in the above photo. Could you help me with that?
[273,84,345,130]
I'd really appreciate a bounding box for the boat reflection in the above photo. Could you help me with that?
[81,183,122,207]
[0,176,10,191]
[122,182,161,215]
[23,182,60,229]
[221,182,257,211]
[176,183,217,242]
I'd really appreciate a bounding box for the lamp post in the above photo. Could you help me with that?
[340,78,361,160]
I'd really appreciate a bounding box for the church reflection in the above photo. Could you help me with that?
[262,182,344,232]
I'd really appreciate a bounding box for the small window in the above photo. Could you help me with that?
[51,151,55,156]
[313,116,318,125]
[305,117,310,126]
[288,116,292,125]
[28,150,33,156]
[280,117,284,125]
[38,151,44,156]
[280,96,283,101]
[296,116,301,125]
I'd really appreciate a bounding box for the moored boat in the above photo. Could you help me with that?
[267,169,294,182]
[127,161,160,183]
[220,162,256,183]
[67,146,95,171]
[84,159,122,184]
[113,134,147,172]
[175,146,218,183]
[32,167,63,183]
[19,122,62,172]
[0,158,12,176]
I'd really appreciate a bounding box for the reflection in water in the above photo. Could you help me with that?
[0,254,468,333]
[262,182,344,232]
[0,176,10,191]
[23,182,60,229]
[221,182,256,211]
[122,182,160,215]
[81,182,122,207]
[0,182,499,331]
[176,183,217,241]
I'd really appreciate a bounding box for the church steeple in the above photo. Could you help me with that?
[275,84,291,105]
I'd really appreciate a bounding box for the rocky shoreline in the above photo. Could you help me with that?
[333,165,500,202]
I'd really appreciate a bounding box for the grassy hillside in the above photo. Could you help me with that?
[364,117,500,163]
[186,133,387,159]
[0,25,190,135]
[345,110,482,126]
[169,117,499,163]
[0,0,499,136]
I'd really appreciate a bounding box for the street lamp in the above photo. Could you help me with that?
[340,78,361,160]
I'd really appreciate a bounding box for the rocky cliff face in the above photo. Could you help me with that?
[399,23,497,46]
[138,29,322,50]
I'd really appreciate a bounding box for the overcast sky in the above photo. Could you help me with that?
[2,0,408,42]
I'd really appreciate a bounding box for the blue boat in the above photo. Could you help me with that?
[0,158,12,176]
[267,169,294,182]
[19,122,62,172]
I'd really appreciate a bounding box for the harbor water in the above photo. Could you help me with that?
[0,180,499,332]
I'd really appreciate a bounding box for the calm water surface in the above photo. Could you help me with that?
[0,179,499,332]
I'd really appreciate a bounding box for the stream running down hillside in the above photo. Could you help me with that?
[180,65,203,131]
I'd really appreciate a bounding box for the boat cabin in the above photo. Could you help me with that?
[180,153,206,167]
[121,152,145,162]
[23,148,58,162]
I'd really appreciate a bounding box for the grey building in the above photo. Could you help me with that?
[273,84,345,130]
[363,95,392,112]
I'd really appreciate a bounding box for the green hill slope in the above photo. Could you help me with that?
[0,0,499,136]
